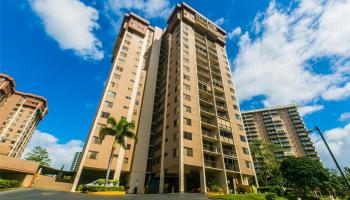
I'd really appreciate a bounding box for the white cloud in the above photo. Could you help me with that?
[23,130,83,170]
[322,82,350,101]
[298,104,324,117]
[214,17,225,26]
[311,123,350,169]
[106,0,172,31]
[339,112,350,121]
[227,27,241,39]
[233,0,350,109]
[29,0,104,60]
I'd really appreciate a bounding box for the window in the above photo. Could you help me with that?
[126,144,131,150]
[184,131,192,140]
[116,66,123,72]
[183,74,190,81]
[184,66,190,72]
[184,94,191,101]
[87,151,98,159]
[184,147,193,157]
[124,158,128,164]
[124,40,130,45]
[173,148,178,157]
[235,114,241,121]
[238,124,244,130]
[233,105,239,110]
[107,91,116,98]
[113,74,121,80]
[184,84,190,91]
[122,46,128,51]
[93,136,101,144]
[184,118,192,126]
[101,112,110,118]
[243,147,249,155]
[245,161,252,168]
[105,101,113,108]
[174,119,179,127]
[240,135,247,142]
[184,105,191,113]
[173,132,178,141]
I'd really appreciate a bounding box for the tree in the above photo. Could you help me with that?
[99,117,137,186]
[249,139,283,187]
[25,146,51,166]
[280,157,329,196]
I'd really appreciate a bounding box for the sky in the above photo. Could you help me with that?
[0,0,349,170]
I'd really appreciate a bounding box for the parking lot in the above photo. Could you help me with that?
[0,189,210,200]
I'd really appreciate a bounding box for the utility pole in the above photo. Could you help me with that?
[312,126,350,189]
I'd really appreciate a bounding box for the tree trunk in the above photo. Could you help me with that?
[105,146,115,186]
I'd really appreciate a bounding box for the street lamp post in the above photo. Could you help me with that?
[310,126,350,189]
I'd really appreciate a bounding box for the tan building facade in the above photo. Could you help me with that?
[0,73,48,157]
[241,105,318,172]
[72,3,257,194]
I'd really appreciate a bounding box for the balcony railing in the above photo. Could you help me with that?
[225,164,239,172]
[220,136,233,144]
[204,160,218,168]
[203,144,221,154]
[202,130,218,139]
[223,149,236,157]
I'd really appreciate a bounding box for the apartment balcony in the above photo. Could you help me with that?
[300,136,310,141]
[195,15,207,28]
[201,116,217,129]
[197,64,210,71]
[203,144,221,154]
[220,135,233,144]
[199,95,214,106]
[202,129,219,141]
[200,105,215,117]
[225,164,239,172]
[223,148,236,158]
[214,93,226,101]
[204,159,221,169]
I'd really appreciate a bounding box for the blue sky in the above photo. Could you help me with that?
[1,0,349,170]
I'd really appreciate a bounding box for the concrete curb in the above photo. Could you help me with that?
[0,188,34,195]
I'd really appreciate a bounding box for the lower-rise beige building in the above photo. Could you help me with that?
[72,3,257,194]
[242,105,318,172]
[0,73,48,157]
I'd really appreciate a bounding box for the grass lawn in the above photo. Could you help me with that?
[208,193,288,200]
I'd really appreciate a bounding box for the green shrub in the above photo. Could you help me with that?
[83,185,124,192]
[266,192,278,200]
[0,179,20,189]
[76,184,83,191]
[211,185,223,192]
[210,193,266,200]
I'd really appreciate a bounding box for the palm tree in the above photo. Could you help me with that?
[99,116,137,186]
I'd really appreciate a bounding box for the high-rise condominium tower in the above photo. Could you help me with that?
[72,3,257,194]
[241,105,318,172]
[0,73,48,157]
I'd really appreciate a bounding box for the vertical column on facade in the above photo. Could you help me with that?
[0,99,25,140]
[114,30,150,181]
[128,27,162,194]
[159,34,172,194]
[71,26,129,192]
[203,36,229,194]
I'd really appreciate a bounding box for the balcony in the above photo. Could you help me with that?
[201,116,216,127]
[202,129,219,140]
[223,149,236,158]
[225,164,239,172]
[200,105,215,117]
[220,136,233,144]
[203,144,221,154]
[204,159,220,169]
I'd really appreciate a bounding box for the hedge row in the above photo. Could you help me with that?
[0,179,20,189]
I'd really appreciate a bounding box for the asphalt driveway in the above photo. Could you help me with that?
[0,189,210,200]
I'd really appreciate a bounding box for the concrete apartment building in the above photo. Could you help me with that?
[72,3,257,194]
[70,152,82,172]
[241,105,318,172]
[0,73,48,157]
